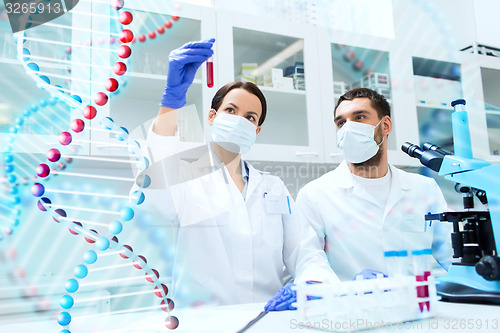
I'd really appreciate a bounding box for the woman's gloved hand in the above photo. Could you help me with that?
[353,269,388,280]
[264,283,297,311]
[160,38,215,109]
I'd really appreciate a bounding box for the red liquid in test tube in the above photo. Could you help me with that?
[206,56,214,88]
[413,249,432,312]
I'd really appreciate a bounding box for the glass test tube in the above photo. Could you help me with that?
[384,250,408,277]
[206,56,214,88]
[412,248,432,312]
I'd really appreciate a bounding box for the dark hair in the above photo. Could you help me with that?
[211,81,267,126]
[334,88,391,119]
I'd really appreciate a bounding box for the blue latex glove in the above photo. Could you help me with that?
[160,38,215,109]
[353,269,388,280]
[264,283,297,311]
[264,282,322,311]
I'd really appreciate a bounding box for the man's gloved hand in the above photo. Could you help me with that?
[160,38,215,109]
[354,269,388,280]
[264,283,297,311]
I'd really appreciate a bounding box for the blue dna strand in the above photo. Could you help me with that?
[0,40,79,316]
[0,164,22,241]
[1,22,77,240]
[12,0,184,330]
[1,97,74,240]
[54,215,179,331]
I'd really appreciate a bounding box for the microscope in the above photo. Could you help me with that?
[402,99,500,303]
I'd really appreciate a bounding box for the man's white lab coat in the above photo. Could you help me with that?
[296,161,452,281]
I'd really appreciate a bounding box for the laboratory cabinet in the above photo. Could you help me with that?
[401,51,472,166]
[413,56,462,154]
[215,9,325,163]
[0,2,215,157]
[100,14,206,157]
[89,3,217,157]
[315,29,416,166]
[409,47,498,163]
[478,57,500,161]
[448,49,500,163]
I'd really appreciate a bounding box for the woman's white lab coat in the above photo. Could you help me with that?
[136,125,337,306]
[296,161,453,281]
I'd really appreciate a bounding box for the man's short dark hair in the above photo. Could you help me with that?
[334,88,391,119]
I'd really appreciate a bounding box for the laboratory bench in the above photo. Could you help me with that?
[1,301,499,333]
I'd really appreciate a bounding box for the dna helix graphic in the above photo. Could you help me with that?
[1,97,74,237]
[1,94,75,317]
[3,0,186,330]
[0,42,78,317]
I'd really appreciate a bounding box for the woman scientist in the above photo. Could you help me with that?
[138,38,338,308]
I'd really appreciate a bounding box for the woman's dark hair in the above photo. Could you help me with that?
[334,88,391,119]
[211,81,267,126]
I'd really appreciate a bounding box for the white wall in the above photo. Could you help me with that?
[393,0,500,51]
[392,0,477,52]
[473,0,500,48]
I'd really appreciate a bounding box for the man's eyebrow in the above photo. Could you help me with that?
[352,110,370,115]
[334,110,370,123]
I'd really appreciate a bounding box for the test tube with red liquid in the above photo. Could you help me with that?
[412,249,432,312]
[206,56,214,88]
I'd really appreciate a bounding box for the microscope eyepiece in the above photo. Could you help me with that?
[422,142,453,156]
[422,143,438,151]
[401,142,423,158]
[401,142,448,172]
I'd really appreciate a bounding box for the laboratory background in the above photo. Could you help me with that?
[0,0,499,331]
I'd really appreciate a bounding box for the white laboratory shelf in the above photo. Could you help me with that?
[415,101,454,110]
[257,85,306,95]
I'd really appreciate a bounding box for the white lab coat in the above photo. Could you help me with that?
[136,124,338,306]
[296,161,453,281]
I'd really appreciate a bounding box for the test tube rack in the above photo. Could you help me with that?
[295,275,439,331]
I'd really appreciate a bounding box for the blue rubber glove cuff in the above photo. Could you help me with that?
[264,281,323,312]
[160,89,187,110]
[353,269,388,280]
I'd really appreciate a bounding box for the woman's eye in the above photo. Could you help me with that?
[247,116,255,122]
[225,107,235,113]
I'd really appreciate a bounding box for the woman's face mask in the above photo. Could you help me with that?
[211,111,257,154]
[336,118,385,163]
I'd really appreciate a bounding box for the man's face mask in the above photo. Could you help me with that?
[336,118,384,164]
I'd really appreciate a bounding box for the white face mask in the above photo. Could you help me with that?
[336,119,384,164]
[211,111,257,154]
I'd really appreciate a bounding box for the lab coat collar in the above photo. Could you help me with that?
[333,162,378,207]
[388,163,411,191]
[334,161,411,191]
[384,163,411,217]
[208,148,262,199]
[335,161,411,209]
[241,159,249,183]
[335,161,355,189]
[245,161,264,199]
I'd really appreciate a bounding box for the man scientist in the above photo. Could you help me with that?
[295,87,452,281]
